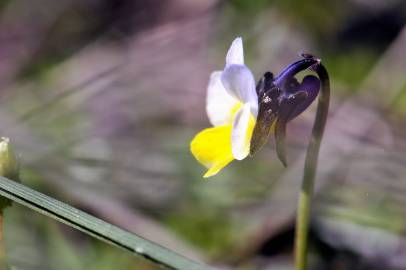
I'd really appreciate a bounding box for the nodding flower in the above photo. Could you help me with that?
[190,37,321,177]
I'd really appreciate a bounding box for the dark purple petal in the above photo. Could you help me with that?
[288,75,320,120]
[274,92,308,166]
[284,77,300,95]
[274,58,319,89]
[275,117,287,167]
[279,91,308,121]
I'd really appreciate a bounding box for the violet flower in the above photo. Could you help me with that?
[191,36,322,177]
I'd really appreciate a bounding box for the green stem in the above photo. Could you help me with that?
[295,63,330,270]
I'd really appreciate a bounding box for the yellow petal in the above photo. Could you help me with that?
[190,125,234,178]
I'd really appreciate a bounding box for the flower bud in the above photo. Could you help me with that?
[0,137,20,209]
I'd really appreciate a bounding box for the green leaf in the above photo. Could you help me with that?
[0,176,213,270]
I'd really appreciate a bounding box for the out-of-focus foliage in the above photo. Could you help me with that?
[6,204,156,270]
[0,0,405,269]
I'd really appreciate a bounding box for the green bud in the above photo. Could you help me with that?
[0,137,20,209]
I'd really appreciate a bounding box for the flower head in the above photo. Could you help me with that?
[250,56,321,164]
[191,38,321,177]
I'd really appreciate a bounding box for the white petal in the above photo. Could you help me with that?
[231,103,253,160]
[226,37,244,66]
[206,71,239,126]
[221,64,258,116]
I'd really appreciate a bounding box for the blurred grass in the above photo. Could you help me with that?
[1,0,405,269]
[5,204,157,270]
[164,208,237,259]
[230,0,346,35]
[319,188,406,234]
[325,49,377,90]
[391,85,406,116]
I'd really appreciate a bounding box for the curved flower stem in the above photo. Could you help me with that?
[295,63,330,270]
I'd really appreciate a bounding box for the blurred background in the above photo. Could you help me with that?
[1,0,406,269]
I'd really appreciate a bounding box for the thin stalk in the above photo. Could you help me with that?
[294,63,330,270]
